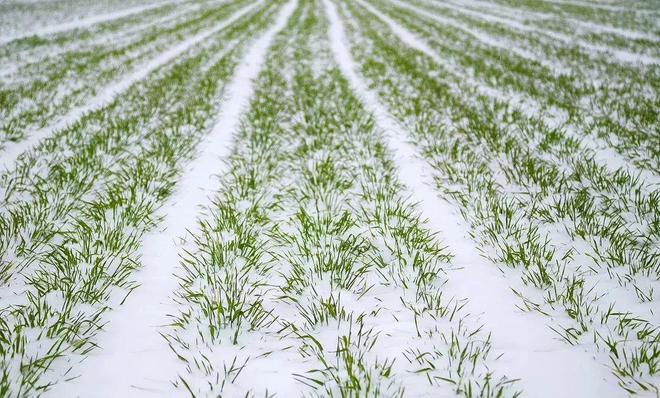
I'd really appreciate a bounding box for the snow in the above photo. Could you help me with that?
[323,0,620,397]
[0,1,262,173]
[42,1,298,396]
[1,0,657,395]
[575,19,660,41]
[389,0,542,63]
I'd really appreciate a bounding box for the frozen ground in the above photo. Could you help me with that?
[0,0,658,397]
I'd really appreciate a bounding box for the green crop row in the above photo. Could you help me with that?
[371,0,660,172]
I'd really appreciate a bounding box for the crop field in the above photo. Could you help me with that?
[0,0,658,396]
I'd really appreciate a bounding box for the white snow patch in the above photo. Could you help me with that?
[42,1,297,397]
[324,0,619,396]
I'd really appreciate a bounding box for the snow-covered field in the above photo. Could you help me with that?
[0,0,658,396]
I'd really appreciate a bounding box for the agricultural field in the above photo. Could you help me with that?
[0,0,658,396]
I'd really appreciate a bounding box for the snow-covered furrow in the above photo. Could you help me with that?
[0,0,185,45]
[0,1,263,173]
[116,0,228,37]
[325,1,619,397]
[160,8,309,393]
[42,2,297,396]
[162,2,519,395]
[387,0,545,65]
[358,0,658,186]
[397,0,660,65]
[109,0,234,40]
[575,19,660,41]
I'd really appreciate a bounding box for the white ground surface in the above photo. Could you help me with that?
[1,0,657,396]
